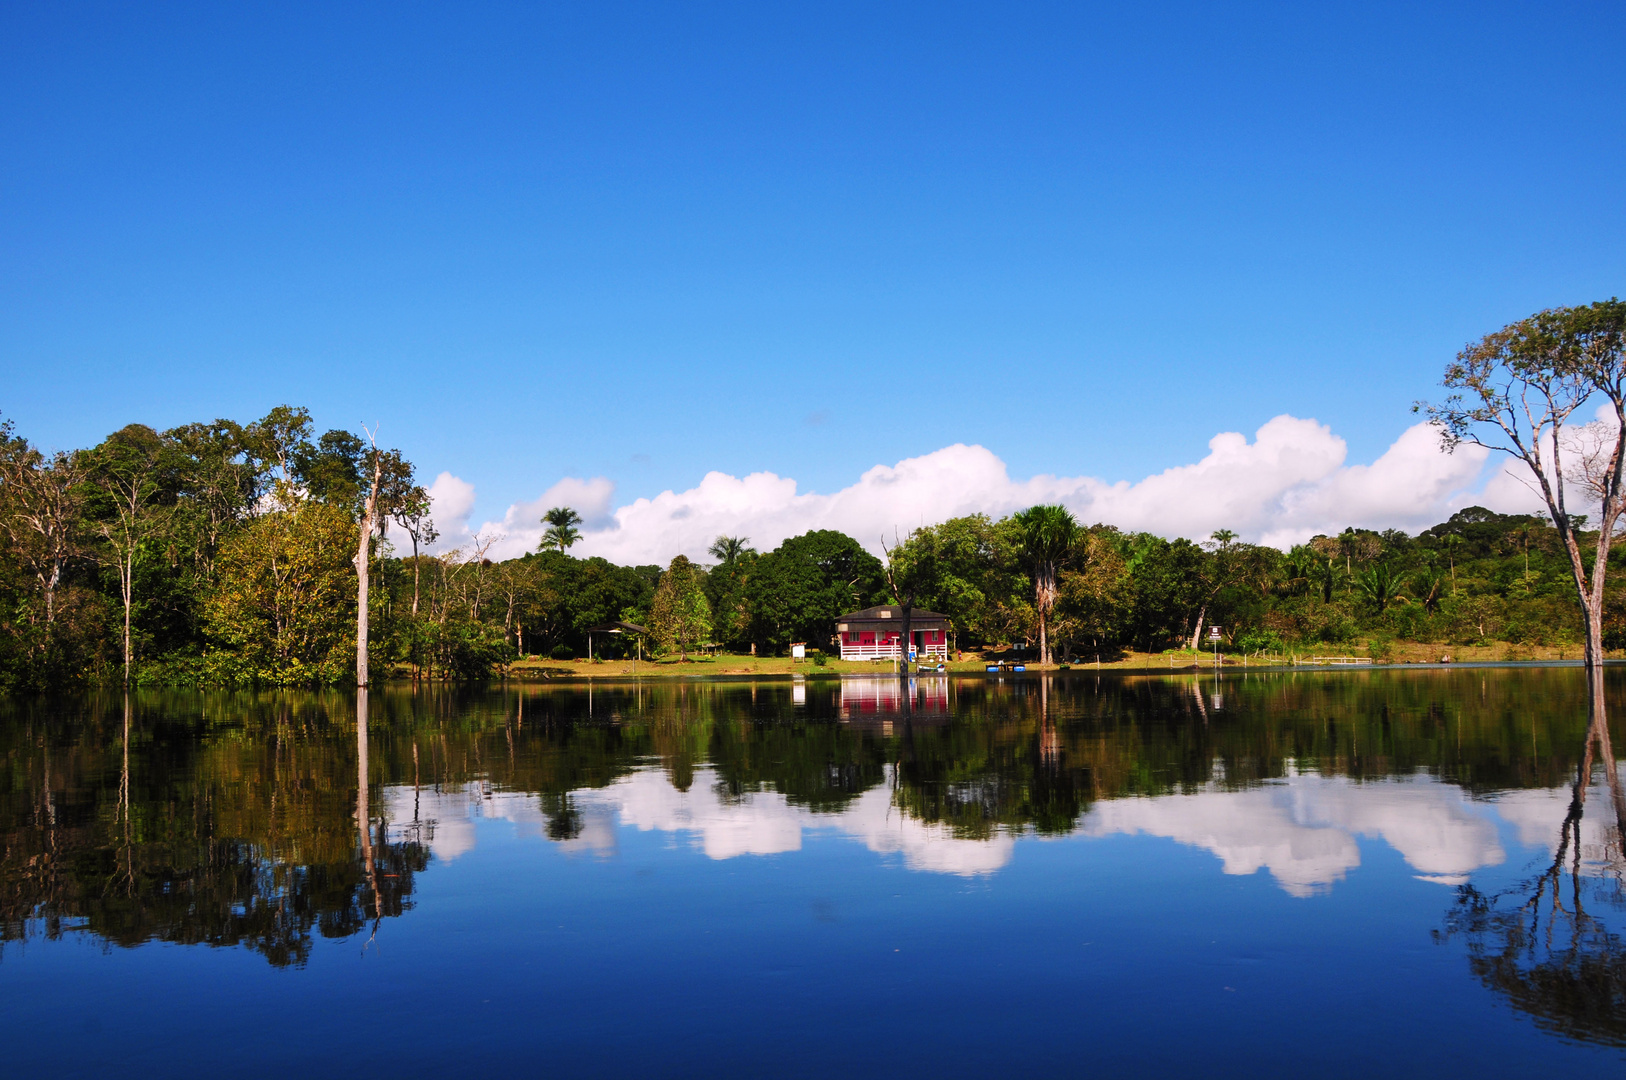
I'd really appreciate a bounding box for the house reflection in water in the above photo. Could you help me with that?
[837,675,950,731]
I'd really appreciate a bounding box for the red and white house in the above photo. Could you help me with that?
[835,605,952,661]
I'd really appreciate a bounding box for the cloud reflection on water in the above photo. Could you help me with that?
[1081,771,1504,896]
[385,765,1625,894]
[386,767,1015,876]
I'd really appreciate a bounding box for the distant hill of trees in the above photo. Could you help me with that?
[2,405,1619,688]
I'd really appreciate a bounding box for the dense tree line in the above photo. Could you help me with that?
[879,505,1626,662]
[0,406,431,689]
[5,404,1625,689]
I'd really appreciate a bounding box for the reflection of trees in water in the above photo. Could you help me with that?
[0,693,426,968]
[1441,675,1626,1046]
[540,792,584,840]
[2,669,1622,965]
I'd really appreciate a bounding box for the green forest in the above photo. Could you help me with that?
[2,404,1621,689]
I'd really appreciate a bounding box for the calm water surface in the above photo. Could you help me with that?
[3,669,1625,1076]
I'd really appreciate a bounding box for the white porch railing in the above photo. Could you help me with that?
[838,642,949,661]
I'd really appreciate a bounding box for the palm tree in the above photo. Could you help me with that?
[1283,545,1320,598]
[1508,520,1539,576]
[1356,563,1407,612]
[1412,564,1445,613]
[708,535,753,565]
[541,506,582,553]
[1013,504,1078,665]
[1442,532,1463,595]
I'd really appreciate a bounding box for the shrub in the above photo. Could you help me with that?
[1368,632,1395,662]
[1317,617,1357,644]
[550,644,574,660]
[1236,628,1285,653]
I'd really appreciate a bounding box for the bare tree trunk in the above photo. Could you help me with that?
[45,561,59,626]
[121,551,134,684]
[1188,604,1208,652]
[410,536,421,617]
[354,450,383,688]
[1032,564,1054,666]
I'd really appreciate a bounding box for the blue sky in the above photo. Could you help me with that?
[3,2,1623,548]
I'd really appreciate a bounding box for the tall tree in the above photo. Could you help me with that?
[391,487,436,617]
[297,429,368,508]
[648,555,712,661]
[885,515,1026,652]
[204,497,357,683]
[1054,526,1135,660]
[745,531,886,653]
[703,545,757,650]
[1012,505,1078,665]
[1421,300,1626,668]
[165,419,264,585]
[881,528,938,673]
[0,419,83,633]
[83,425,170,684]
[246,404,314,486]
[541,506,583,553]
[352,436,416,687]
[1185,528,1251,649]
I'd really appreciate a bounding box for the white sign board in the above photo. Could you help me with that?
[791,643,806,659]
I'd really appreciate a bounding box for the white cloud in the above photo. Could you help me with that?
[428,472,615,556]
[384,767,1014,876]
[426,414,1528,564]
[1080,771,1505,896]
[384,764,1623,891]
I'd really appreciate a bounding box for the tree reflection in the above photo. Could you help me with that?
[0,692,426,967]
[1441,669,1626,1046]
[4,670,1624,968]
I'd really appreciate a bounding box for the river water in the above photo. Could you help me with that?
[3,668,1624,1076]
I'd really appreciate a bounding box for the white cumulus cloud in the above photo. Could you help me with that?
[423,414,1552,565]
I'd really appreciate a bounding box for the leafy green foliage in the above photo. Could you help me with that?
[541,506,583,553]
[745,530,887,653]
[200,499,357,684]
[649,555,712,659]
[0,398,1615,685]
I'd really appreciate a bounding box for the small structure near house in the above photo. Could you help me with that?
[585,620,650,661]
[834,605,951,661]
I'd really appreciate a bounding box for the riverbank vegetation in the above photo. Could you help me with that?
[3,404,1624,689]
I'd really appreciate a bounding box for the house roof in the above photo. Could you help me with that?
[836,605,951,625]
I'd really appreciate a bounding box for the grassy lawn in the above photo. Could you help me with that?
[498,639,1600,680]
